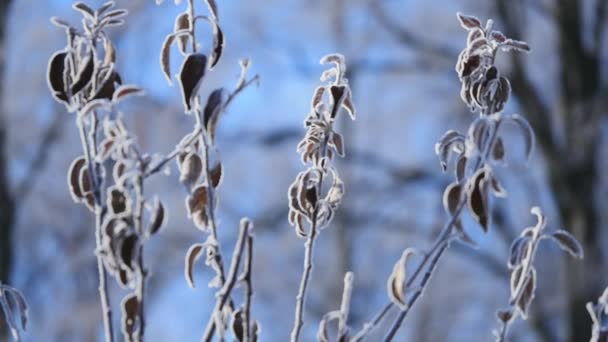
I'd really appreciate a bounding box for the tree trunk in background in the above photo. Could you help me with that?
[0,0,14,337]
[497,0,607,340]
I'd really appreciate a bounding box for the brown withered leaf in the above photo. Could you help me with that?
[517,268,536,318]
[209,162,223,188]
[160,33,177,84]
[120,234,138,270]
[108,188,128,215]
[174,12,190,54]
[510,265,523,297]
[96,1,116,16]
[185,243,206,288]
[342,90,356,120]
[504,39,531,53]
[188,185,210,230]
[508,236,530,269]
[179,53,207,112]
[208,19,224,68]
[203,88,226,141]
[47,51,69,104]
[73,2,95,19]
[71,50,95,96]
[148,198,166,236]
[455,154,467,182]
[467,169,489,232]
[550,230,584,259]
[456,12,482,30]
[491,30,507,43]
[311,86,325,110]
[329,85,346,119]
[179,152,203,189]
[67,156,87,201]
[329,132,344,157]
[442,182,461,216]
[231,309,245,342]
[112,84,144,103]
[102,9,128,20]
[91,71,121,101]
[121,294,139,337]
[387,248,416,309]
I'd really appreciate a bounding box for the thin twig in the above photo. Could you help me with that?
[243,233,254,342]
[201,221,250,341]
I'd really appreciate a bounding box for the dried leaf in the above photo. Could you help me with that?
[67,156,87,201]
[108,188,128,215]
[91,71,121,101]
[493,137,505,161]
[121,294,139,337]
[387,248,416,309]
[491,30,507,43]
[508,236,530,269]
[456,12,482,30]
[342,90,356,120]
[73,2,95,19]
[455,154,467,181]
[120,234,138,270]
[188,185,210,230]
[208,19,224,68]
[205,0,219,18]
[160,33,177,84]
[179,53,207,112]
[467,168,489,232]
[496,309,513,323]
[50,17,71,29]
[517,268,536,318]
[490,176,507,198]
[311,86,325,110]
[329,132,345,157]
[550,230,584,259]
[179,152,203,189]
[103,9,128,20]
[203,88,226,141]
[148,198,166,236]
[97,1,116,16]
[209,162,223,188]
[71,50,95,95]
[231,309,244,342]
[47,51,69,104]
[443,182,461,216]
[112,84,144,103]
[174,12,190,54]
[329,85,346,119]
[185,243,205,288]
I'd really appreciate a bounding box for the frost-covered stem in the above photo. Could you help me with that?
[338,272,354,338]
[77,117,114,342]
[187,0,196,52]
[243,234,254,342]
[290,209,320,342]
[133,169,146,341]
[201,223,249,342]
[496,231,541,342]
[144,127,203,178]
[0,285,20,342]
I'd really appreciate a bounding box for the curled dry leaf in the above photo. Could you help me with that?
[387,248,416,309]
[457,12,482,30]
[174,12,190,54]
[47,51,69,104]
[207,18,224,68]
[467,169,490,232]
[188,185,210,230]
[179,53,208,112]
[209,162,223,188]
[203,88,226,142]
[112,84,144,103]
[516,268,536,318]
[160,33,177,84]
[121,293,140,338]
[179,152,203,189]
[148,197,166,236]
[67,156,87,201]
[443,182,461,216]
[549,230,584,259]
[185,243,206,288]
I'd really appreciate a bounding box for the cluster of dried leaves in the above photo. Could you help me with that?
[0,282,28,341]
[287,54,355,342]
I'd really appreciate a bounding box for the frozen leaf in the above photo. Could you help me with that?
[435,130,464,171]
[342,90,356,120]
[96,1,116,16]
[174,12,190,54]
[208,19,224,68]
[503,39,531,53]
[455,154,467,182]
[490,176,507,198]
[179,152,203,189]
[112,84,144,103]
[91,71,121,101]
[456,12,482,30]
[71,50,95,95]
[231,309,244,342]
[67,156,87,201]
[47,51,69,104]
[491,30,507,43]
[103,9,128,20]
[329,85,346,119]
[185,243,206,288]
[160,33,177,84]
[73,2,95,19]
[496,309,513,323]
[121,294,139,338]
[179,53,207,112]
[492,137,505,161]
[550,230,584,259]
[148,198,166,236]
[508,236,530,269]
[443,182,461,216]
[188,185,210,230]
[50,17,71,29]
[203,88,226,142]
[517,268,536,318]
[311,86,325,110]
[209,162,223,188]
[108,187,128,215]
[467,168,489,232]
[329,132,344,157]
[120,234,138,270]
[103,38,116,66]
[387,248,416,309]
